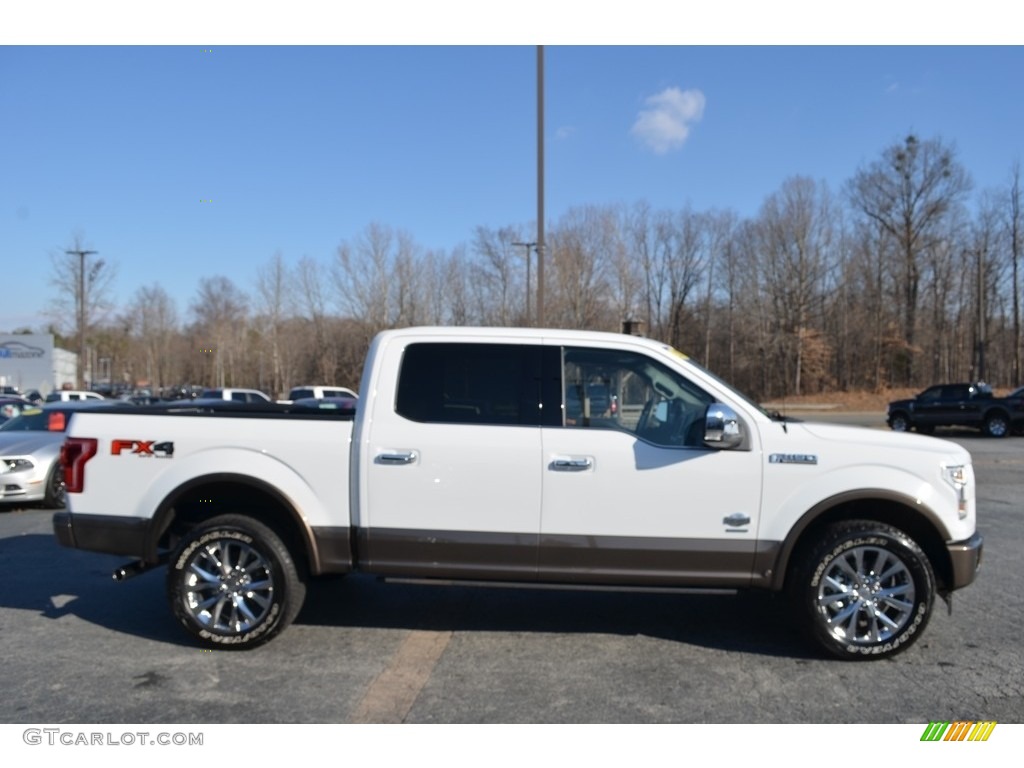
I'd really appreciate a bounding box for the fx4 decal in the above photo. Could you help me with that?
[111,440,175,458]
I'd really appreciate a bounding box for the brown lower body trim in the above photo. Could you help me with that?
[311,526,355,575]
[945,532,983,590]
[358,528,767,588]
[359,528,539,580]
[539,534,758,587]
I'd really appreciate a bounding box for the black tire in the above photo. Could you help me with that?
[789,520,935,660]
[889,412,910,432]
[167,515,306,649]
[983,412,1009,438]
[42,464,66,509]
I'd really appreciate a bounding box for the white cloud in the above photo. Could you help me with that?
[631,86,705,154]
[555,125,576,141]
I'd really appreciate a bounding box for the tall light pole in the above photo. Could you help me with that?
[512,241,536,325]
[66,247,97,389]
[536,45,545,327]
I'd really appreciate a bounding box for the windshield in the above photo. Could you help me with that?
[666,347,780,420]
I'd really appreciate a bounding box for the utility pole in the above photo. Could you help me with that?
[512,241,536,325]
[536,44,545,328]
[66,247,97,389]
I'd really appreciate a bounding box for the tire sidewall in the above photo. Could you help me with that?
[44,464,66,509]
[890,413,909,432]
[800,525,934,660]
[168,519,298,649]
[985,414,1008,438]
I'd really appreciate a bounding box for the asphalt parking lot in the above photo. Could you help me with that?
[1,415,1021,724]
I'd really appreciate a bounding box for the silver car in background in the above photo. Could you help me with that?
[0,401,116,508]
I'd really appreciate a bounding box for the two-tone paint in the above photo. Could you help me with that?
[55,327,981,598]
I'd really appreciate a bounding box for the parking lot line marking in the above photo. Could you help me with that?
[349,629,452,723]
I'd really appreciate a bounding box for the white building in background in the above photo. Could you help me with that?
[0,334,77,395]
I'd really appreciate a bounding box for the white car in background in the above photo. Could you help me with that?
[44,390,105,402]
[199,388,272,403]
[287,385,358,401]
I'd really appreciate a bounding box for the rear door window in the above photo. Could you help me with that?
[396,343,552,426]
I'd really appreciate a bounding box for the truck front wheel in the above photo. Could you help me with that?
[167,515,306,649]
[790,521,935,660]
[889,413,910,432]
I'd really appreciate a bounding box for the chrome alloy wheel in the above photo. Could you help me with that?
[182,540,275,633]
[815,545,916,645]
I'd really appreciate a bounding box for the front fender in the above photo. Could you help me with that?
[759,462,964,545]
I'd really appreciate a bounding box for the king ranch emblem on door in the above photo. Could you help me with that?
[111,440,175,458]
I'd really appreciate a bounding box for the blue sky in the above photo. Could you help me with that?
[2,7,1022,332]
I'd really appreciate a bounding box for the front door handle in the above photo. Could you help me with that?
[550,457,593,472]
[376,451,418,465]
[723,513,751,527]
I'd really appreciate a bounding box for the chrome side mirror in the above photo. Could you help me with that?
[704,403,743,449]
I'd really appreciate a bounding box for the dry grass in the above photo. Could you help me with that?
[762,388,920,412]
[770,384,1022,412]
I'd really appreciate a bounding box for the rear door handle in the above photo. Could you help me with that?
[550,457,593,472]
[376,451,418,465]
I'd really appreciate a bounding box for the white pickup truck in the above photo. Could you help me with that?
[53,327,982,659]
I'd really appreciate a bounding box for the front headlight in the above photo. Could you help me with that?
[1,458,34,473]
[943,464,969,519]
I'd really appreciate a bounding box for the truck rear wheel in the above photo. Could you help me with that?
[984,412,1009,438]
[790,520,935,660]
[167,515,305,649]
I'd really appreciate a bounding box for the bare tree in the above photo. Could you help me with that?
[664,207,709,351]
[444,246,473,326]
[966,195,1003,382]
[699,209,738,368]
[190,276,249,388]
[606,205,638,329]
[49,234,118,387]
[756,177,836,395]
[127,283,179,392]
[254,253,295,397]
[334,223,393,329]
[471,226,523,325]
[547,206,614,330]
[297,256,337,383]
[625,201,662,336]
[846,134,972,384]
[1006,162,1023,384]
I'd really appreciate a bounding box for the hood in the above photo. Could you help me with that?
[0,432,64,457]
[786,421,969,460]
[887,398,915,410]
